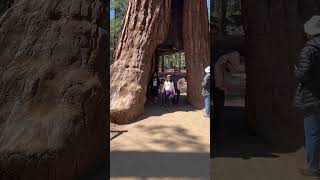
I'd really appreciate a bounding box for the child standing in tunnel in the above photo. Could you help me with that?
[162,75,176,109]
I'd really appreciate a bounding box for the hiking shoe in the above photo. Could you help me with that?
[299,168,320,177]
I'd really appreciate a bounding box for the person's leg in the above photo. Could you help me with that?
[169,91,173,108]
[172,90,176,105]
[177,89,180,104]
[205,96,210,115]
[304,110,320,172]
[165,92,169,107]
[205,95,210,115]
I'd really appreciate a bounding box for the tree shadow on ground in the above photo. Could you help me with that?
[110,151,210,179]
[110,130,128,141]
[133,95,200,123]
[134,124,208,152]
[213,106,303,159]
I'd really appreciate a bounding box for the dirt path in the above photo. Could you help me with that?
[110,95,210,180]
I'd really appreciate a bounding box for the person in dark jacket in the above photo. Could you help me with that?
[294,15,320,177]
[202,66,210,118]
[172,69,180,105]
[150,72,160,104]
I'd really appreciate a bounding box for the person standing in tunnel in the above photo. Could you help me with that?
[149,72,160,104]
[294,15,320,177]
[172,69,180,105]
[213,50,240,142]
[162,75,176,109]
[177,76,185,102]
[202,66,211,118]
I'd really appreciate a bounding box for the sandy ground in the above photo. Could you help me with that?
[110,95,210,180]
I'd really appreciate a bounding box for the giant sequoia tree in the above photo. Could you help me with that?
[110,0,210,124]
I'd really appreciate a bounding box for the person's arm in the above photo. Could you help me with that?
[202,75,208,87]
[295,45,317,83]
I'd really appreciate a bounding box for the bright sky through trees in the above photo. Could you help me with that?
[110,0,211,19]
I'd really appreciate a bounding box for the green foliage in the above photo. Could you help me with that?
[211,0,242,31]
[110,0,127,65]
[162,53,186,70]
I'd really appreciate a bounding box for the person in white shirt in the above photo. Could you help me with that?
[162,75,175,108]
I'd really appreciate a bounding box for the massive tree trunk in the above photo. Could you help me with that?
[183,0,210,109]
[0,0,108,179]
[110,0,210,123]
[110,0,172,123]
[242,0,320,149]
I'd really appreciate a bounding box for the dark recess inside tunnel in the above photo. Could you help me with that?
[0,0,14,17]
[157,0,184,56]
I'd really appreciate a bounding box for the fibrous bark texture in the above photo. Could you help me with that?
[242,0,320,149]
[160,0,184,50]
[0,0,13,16]
[0,0,108,179]
[110,0,172,123]
[183,0,210,109]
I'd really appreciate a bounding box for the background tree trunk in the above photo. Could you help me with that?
[218,0,226,33]
[183,0,210,109]
[110,0,172,123]
[242,0,320,149]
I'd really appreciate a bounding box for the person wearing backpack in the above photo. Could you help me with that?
[294,15,320,177]
[202,66,210,118]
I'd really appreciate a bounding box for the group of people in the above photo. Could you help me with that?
[148,67,211,118]
[149,70,185,108]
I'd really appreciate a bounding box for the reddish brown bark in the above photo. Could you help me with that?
[183,0,210,109]
[110,0,172,123]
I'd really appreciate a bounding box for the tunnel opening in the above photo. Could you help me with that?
[145,0,191,110]
[146,51,189,108]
